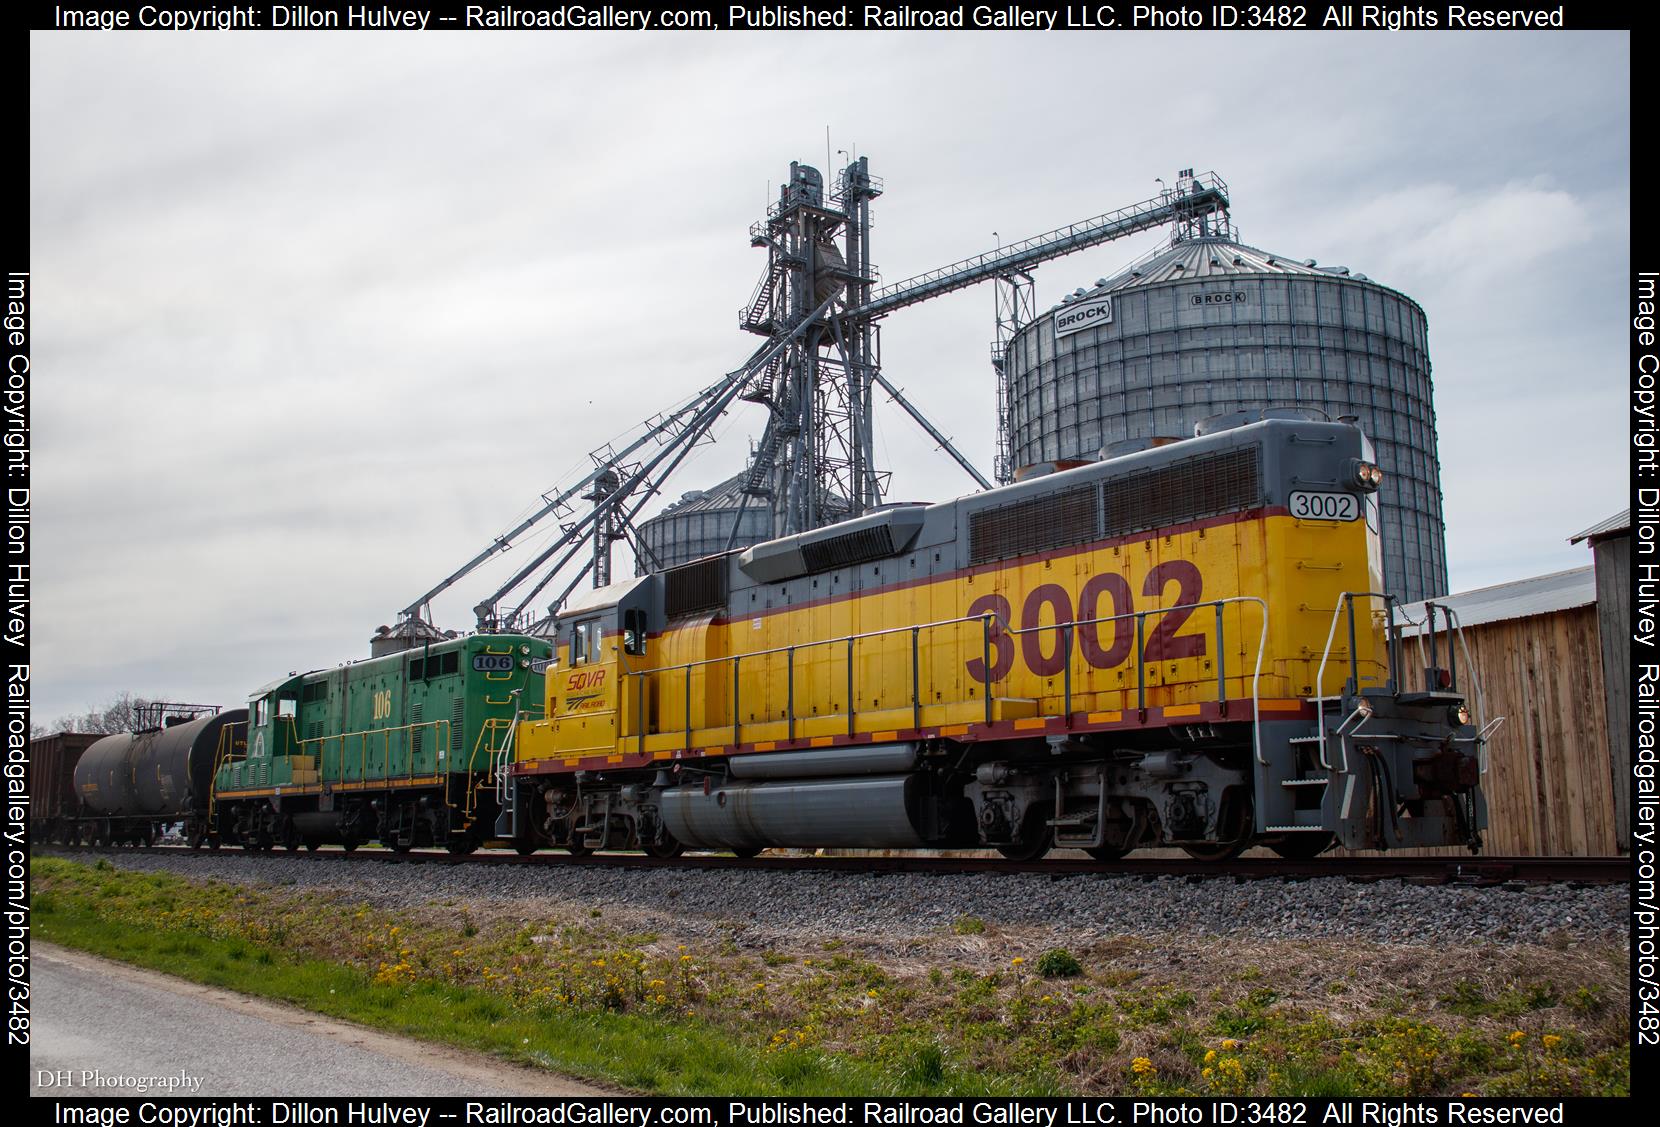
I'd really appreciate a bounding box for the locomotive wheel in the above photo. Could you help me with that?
[1269,832,1334,860]
[565,841,592,857]
[390,840,414,854]
[514,841,540,856]
[1181,791,1252,862]
[1180,838,1250,862]
[644,833,684,860]
[996,809,1053,863]
[446,838,479,856]
[1084,819,1140,862]
[730,845,764,859]
[996,832,1053,863]
[187,828,205,851]
[208,836,221,851]
[341,838,359,853]
[304,840,321,852]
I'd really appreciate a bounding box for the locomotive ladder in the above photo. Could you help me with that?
[1266,593,1503,840]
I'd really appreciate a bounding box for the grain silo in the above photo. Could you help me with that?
[634,474,772,574]
[1003,235,1447,602]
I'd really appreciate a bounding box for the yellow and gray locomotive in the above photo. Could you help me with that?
[500,412,1488,860]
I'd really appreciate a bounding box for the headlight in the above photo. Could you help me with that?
[1349,460,1384,492]
[1450,703,1471,727]
[520,644,530,655]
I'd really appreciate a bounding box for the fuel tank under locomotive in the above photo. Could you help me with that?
[656,744,971,852]
[74,710,248,819]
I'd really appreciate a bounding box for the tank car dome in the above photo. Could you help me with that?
[1005,235,1446,602]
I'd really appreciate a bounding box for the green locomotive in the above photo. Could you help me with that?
[213,633,551,852]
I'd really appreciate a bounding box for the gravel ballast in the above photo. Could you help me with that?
[44,849,1630,951]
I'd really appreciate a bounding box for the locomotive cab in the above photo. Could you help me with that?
[509,577,658,852]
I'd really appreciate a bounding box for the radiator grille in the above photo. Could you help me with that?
[451,697,465,755]
[1102,447,1261,539]
[664,554,730,618]
[969,484,1098,565]
[800,526,894,574]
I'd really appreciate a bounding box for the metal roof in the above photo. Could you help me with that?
[561,574,649,617]
[1569,508,1630,544]
[1048,237,1415,313]
[648,471,850,520]
[1391,566,1595,635]
[654,471,755,516]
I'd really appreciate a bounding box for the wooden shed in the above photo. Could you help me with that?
[1389,555,1622,856]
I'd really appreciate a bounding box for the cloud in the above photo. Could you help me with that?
[27,31,1631,721]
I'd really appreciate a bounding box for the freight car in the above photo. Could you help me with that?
[66,707,246,847]
[210,633,551,852]
[494,412,1491,860]
[30,731,104,844]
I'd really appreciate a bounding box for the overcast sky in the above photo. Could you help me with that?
[30,30,1630,724]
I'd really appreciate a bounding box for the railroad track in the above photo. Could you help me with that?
[36,843,1629,885]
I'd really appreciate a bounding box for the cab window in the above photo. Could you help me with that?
[622,608,647,656]
[253,698,270,726]
[572,621,602,665]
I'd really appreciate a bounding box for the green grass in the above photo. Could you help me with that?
[31,857,1630,1097]
[30,858,1045,1096]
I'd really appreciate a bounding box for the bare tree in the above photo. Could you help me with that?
[44,692,152,735]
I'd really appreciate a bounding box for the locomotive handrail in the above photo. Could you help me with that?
[618,595,1269,762]
[206,723,245,831]
[1314,591,1395,772]
[458,716,516,820]
[1002,596,1271,766]
[291,718,451,789]
[1441,606,1502,776]
[618,608,1020,755]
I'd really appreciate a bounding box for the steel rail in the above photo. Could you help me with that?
[39,844,1630,885]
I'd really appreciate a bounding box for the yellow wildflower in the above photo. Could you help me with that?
[1011,956,1025,966]
[1542,1034,1562,1051]
[1131,1057,1156,1076]
[1508,1031,1526,1046]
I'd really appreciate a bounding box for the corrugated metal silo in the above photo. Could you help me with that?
[1004,236,1447,602]
[635,473,774,574]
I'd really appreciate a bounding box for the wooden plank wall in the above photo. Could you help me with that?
[1469,604,1617,855]
[1340,604,1618,857]
[1593,535,1631,851]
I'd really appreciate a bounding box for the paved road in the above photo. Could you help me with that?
[30,943,606,1097]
